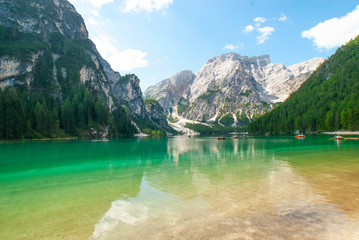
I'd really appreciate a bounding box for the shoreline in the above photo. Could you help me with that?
[1,131,359,143]
[321,131,359,135]
[0,137,77,143]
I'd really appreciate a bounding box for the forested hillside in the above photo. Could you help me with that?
[0,26,136,139]
[248,36,359,134]
[0,0,174,140]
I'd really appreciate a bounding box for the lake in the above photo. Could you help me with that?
[1,136,359,239]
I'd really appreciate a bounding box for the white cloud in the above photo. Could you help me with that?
[86,0,114,8]
[223,44,239,50]
[242,14,288,44]
[301,5,359,49]
[279,13,287,22]
[92,35,148,71]
[254,17,266,23]
[121,0,173,13]
[87,17,98,26]
[257,27,275,44]
[242,20,274,44]
[243,25,254,33]
[90,10,99,16]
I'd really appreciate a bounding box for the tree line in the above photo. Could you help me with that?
[0,85,136,139]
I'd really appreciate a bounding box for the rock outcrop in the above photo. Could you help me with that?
[0,0,88,40]
[144,70,194,114]
[0,53,41,88]
[144,99,172,133]
[113,74,146,115]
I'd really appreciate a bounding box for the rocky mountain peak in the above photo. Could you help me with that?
[249,54,271,68]
[206,52,237,64]
[205,53,271,68]
[145,53,324,127]
[169,70,194,85]
[0,0,88,39]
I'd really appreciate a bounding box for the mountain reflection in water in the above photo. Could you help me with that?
[89,136,359,240]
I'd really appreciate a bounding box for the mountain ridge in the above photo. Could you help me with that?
[144,53,324,129]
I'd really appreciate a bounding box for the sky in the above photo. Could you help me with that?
[67,0,359,90]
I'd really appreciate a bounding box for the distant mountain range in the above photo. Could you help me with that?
[145,53,324,130]
[248,36,359,134]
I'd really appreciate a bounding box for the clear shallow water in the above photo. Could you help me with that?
[1,136,359,239]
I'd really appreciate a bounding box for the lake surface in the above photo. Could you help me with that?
[1,136,359,240]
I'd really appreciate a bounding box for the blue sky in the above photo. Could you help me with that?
[68,0,359,90]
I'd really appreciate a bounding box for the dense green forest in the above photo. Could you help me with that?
[0,81,137,139]
[248,36,359,134]
[0,85,131,139]
[0,26,137,139]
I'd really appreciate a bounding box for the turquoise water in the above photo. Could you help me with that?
[1,136,359,239]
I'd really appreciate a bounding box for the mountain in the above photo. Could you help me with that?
[248,36,359,134]
[144,53,324,129]
[144,70,195,114]
[0,0,171,139]
[0,0,88,40]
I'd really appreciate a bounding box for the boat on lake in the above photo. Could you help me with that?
[230,136,238,139]
[333,131,344,140]
[333,135,343,140]
[216,137,226,140]
[296,133,305,138]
